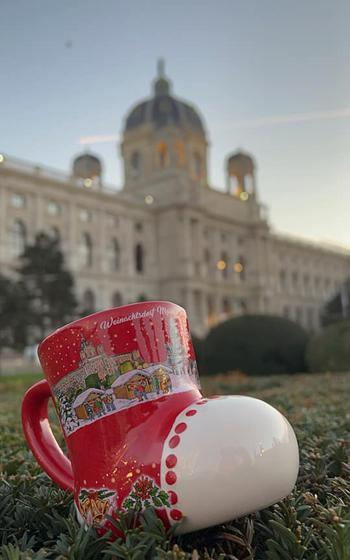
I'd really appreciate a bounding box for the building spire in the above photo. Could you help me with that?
[157,58,165,78]
[154,58,171,96]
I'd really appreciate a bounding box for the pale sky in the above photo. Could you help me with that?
[1,0,350,246]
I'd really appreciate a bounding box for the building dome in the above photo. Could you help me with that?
[124,61,205,135]
[226,151,256,198]
[227,151,255,175]
[72,153,102,180]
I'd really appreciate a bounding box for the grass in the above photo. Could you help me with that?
[0,371,349,559]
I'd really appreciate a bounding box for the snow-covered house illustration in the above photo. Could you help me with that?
[147,365,172,394]
[112,366,172,401]
[72,389,114,420]
[112,371,150,400]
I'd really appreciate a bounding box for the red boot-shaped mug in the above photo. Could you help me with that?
[22,301,299,534]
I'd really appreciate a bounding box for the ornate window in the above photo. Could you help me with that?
[207,294,214,315]
[82,289,95,313]
[221,251,228,278]
[280,269,286,290]
[11,193,25,208]
[175,140,186,166]
[81,232,93,268]
[79,208,92,222]
[135,243,144,273]
[49,226,61,242]
[134,222,143,232]
[110,238,120,271]
[157,141,168,168]
[130,151,141,177]
[292,271,299,291]
[234,255,245,280]
[283,305,290,319]
[10,219,26,257]
[229,175,239,196]
[245,174,254,194]
[112,292,122,307]
[193,152,202,180]
[222,297,231,314]
[47,201,60,216]
[203,248,211,276]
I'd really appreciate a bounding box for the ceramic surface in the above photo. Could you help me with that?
[21,301,299,535]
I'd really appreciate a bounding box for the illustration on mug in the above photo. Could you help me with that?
[122,475,170,511]
[52,317,200,436]
[78,488,117,527]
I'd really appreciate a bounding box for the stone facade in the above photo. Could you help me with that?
[0,66,349,336]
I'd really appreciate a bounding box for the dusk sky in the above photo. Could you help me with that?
[1,0,350,247]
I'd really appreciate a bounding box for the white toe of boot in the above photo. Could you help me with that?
[161,396,299,534]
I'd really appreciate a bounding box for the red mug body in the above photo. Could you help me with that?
[23,300,299,535]
[33,301,202,530]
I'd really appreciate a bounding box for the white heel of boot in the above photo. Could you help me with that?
[161,396,299,534]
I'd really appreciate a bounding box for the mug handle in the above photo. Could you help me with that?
[21,379,74,492]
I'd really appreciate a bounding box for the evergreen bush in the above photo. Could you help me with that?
[306,320,350,372]
[203,315,308,376]
[191,334,204,374]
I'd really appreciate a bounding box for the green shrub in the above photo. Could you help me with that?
[191,334,204,374]
[306,320,350,372]
[203,314,308,375]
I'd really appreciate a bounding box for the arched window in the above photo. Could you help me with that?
[234,255,245,280]
[221,251,228,279]
[49,226,61,243]
[229,175,239,196]
[245,174,254,194]
[82,289,95,313]
[110,238,120,271]
[112,292,122,307]
[283,305,290,319]
[157,141,168,168]
[193,152,202,180]
[81,232,93,268]
[10,219,26,257]
[292,271,299,292]
[135,243,144,273]
[130,151,141,177]
[280,269,286,290]
[207,294,214,315]
[222,297,231,314]
[175,140,186,166]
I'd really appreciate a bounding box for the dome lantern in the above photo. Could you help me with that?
[124,61,205,134]
[153,59,171,96]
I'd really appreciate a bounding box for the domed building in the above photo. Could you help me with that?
[121,60,208,188]
[0,62,349,336]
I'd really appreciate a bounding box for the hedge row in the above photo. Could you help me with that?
[192,315,350,376]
